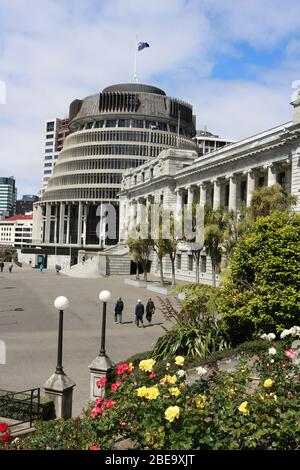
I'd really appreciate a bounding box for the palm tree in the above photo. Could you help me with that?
[204,206,228,287]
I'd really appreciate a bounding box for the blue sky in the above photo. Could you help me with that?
[1,0,300,195]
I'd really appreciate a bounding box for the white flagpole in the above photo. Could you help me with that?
[133,35,138,83]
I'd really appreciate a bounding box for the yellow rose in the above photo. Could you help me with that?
[175,356,185,366]
[146,386,159,400]
[179,383,185,390]
[137,386,148,397]
[165,406,180,423]
[167,375,177,384]
[263,378,274,388]
[169,387,181,397]
[238,401,250,416]
[195,394,208,409]
[160,376,167,384]
[139,359,156,373]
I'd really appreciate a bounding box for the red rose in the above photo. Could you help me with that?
[105,399,116,409]
[148,372,157,379]
[0,432,10,442]
[96,377,108,388]
[116,362,129,375]
[0,423,8,433]
[90,445,101,450]
[111,381,123,392]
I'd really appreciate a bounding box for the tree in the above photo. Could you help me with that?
[204,206,228,287]
[249,183,296,220]
[219,211,300,345]
[127,238,153,282]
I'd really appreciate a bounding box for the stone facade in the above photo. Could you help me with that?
[118,95,300,284]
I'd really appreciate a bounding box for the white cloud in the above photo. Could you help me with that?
[0,0,300,194]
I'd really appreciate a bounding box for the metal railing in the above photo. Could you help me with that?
[0,388,41,428]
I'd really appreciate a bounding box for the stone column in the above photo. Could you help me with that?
[43,374,75,419]
[44,203,51,244]
[246,170,255,207]
[83,204,88,245]
[199,183,207,206]
[66,205,70,244]
[213,180,221,210]
[267,164,277,186]
[187,186,194,206]
[77,202,83,245]
[59,202,65,244]
[228,175,237,211]
[176,189,183,213]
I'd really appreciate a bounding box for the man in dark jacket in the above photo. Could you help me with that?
[114,297,124,324]
[135,299,145,328]
[146,297,155,325]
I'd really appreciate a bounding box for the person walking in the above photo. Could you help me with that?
[135,299,145,328]
[114,297,124,324]
[8,262,13,273]
[39,263,44,273]
[146,297,155,325]
[0,260,4,272]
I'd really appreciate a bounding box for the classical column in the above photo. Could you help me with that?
[213,180,221,210]
[59,202,65,244]
[66,205,70,244]
[82,204,87,245]
[187,186,194,206]
[228,175,237,211]
[199,183,207,206]
[77,202,83,245]
[44,203,51,244]
[267,164,277,186]
[176,189,183,213]
[246,170,255,207]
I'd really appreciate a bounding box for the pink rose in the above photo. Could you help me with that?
[148,372,157,379]
[90,446,101,450]
[285,349,297,359]
[105,399,116,409]
[111,381,123,393]
[96,377,108,388]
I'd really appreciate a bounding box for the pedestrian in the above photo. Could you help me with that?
[114,297,124,324]
[29,259,32,267]
[0,260,4,272]
[135,299,145,328]
[39,263,44,273]
[146,297,155,325]
[8,262,13,273]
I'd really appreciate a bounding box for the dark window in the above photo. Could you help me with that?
[47,122,55,132]
[177,254,181,270]
[44,170,52,174]
[258,176,265,187]
[240,181,247,202]
[132,119,144,128]
[278,172,285,186]
[45,156,53,160]
[44,163,52,167]
[188,255,193,271]
[106,120,117,128]
[45,149,53,153]
[45,141,53,146]
[46,134,54,139]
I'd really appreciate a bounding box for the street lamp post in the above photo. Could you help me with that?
[54,296,69,374]
[89,290,113,399]
[43,296,75,419]
[98,290,111,357]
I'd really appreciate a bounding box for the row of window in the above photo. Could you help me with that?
[176,254,207,273]
[48,173,122,188]
[52,157,145,175]
[42,187,119,201]
[65,129,195,150]
[62,144,164,158]
[44,155,58,160]
[71,119,192,137]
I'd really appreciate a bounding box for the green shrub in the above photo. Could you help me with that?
[219,211,300,345]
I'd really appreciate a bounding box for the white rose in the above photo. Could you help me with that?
[260,333,268,340]
[196,366,208,376]
[177,369,186,377]
[280,329,291,339]
[290,326,300,337]
[267,333,276,340]
[268,347,277,355]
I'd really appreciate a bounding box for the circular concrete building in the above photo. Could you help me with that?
[33,83,197,260]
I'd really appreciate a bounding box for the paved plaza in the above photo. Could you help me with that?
[0,266,170,415]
